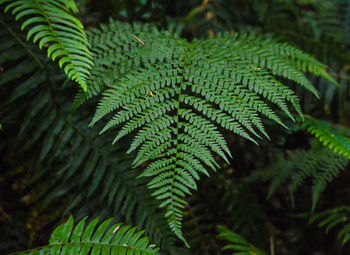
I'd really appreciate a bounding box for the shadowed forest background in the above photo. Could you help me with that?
[1,0,350,254]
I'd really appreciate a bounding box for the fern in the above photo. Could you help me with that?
[0,0,93,90]
[12,216,159,255]
[72,21,161,111]
[302,116,350,159]
[0,18,176,251]
[88,20,330,242]
[248,143,348,211]
[217,225,267,255]
[182,176,268,255]
[310,206,350,246]
[248,118,350,210]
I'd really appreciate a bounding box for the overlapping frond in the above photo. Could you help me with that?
[182,176,267,254]
[248,144,348,210]
[0,0,93,90]
[72,21,162,110]
[302,116,350,159]
[14,216,159,255]
[0,19,176,251]
[310,206,350,246]
[217,225,267,255]
[90,20,330,242]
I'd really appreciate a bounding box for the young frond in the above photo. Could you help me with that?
[0,0,93,90]
[89,20,329,242]
[302,116,350,159]
[14,216,159,255]
[217,225,267,255]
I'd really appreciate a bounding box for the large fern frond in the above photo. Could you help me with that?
[89,20,330,242]
[0,0,93,90]
[13,216,159,255]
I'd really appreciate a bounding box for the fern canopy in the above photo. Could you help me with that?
[0,0,93,90]
[89,20,331,243]
[14,216,159,255]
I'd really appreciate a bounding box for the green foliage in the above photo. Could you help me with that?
[13,216,159,255]
[89,20,330,242]
[216,225,267,255]
[249,143,348,211]
[0,0,93,90]
[2,1,350,254]
[185,0,350,118]
[248,117,350,211]
[310,206,350,245]
[0,18,176,251]
[182,175,268,254]
[302,116,350,159]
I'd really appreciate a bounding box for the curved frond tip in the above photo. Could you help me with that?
[302,116,350,159]
[0,0,93,90]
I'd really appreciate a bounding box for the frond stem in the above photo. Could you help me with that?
[167,43,192,244]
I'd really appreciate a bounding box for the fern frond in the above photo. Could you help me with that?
[248,143,348,211]
[217,225,267,255]
[90,20,329,241]
[13,216,159,255]
[0,0,93,90]
[302,116,350,159]
[310,206,350,246]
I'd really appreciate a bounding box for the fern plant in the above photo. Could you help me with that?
[12,216,159,255]
[182,175,268,255]
[310,206,350,246]
[0,0,93,90]
[217,225,267,255]
[251,145,347,210]
[302,116,350,159]
[248,117,350,211]
[1,1,344,251]
[0,16,176,252]
[188,0,350,119]
[86,19,333,242]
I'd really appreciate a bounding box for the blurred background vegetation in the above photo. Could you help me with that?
[1,0,350,254]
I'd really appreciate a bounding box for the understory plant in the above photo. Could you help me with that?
[1,0,350,254]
